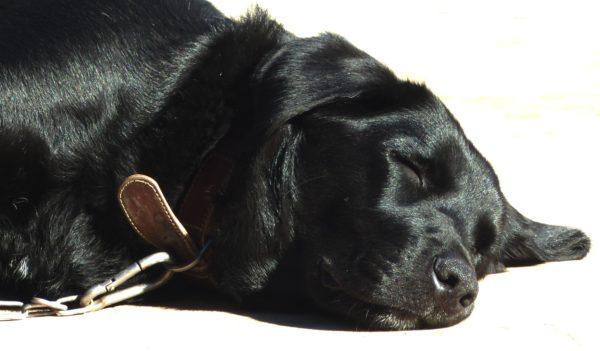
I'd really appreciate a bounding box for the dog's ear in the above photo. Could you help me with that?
[252,33,399,134]
[500,204,590,266]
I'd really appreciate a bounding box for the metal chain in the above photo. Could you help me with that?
[0,241,211,321]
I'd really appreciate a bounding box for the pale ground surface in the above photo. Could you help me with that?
[3,1,599,350]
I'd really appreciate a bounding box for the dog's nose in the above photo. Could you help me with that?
[432,252,478,313]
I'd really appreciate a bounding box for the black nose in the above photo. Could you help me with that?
[433,253,478,313]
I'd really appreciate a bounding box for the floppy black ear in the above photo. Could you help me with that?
[252,33,399,136]
[500,204,590,266]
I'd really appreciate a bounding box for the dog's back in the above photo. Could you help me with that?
[0,0,225,140]
[0,0,229,299]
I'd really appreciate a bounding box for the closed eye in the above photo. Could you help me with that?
[395,156,423,187]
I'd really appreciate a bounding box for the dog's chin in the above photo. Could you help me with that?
[309,263,474,330]
[311,286,474,330]
[307,284,419,330]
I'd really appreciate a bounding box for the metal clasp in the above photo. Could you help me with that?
[0,251,174,320]
[59,251,174,316]
[0,240,211,321]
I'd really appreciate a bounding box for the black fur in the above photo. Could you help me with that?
[0,0,590,330]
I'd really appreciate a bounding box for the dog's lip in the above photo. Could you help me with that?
[318,259,396,307]
[316,259,421,320]
[315,259,473,329]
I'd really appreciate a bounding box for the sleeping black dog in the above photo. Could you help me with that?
[0,0,590,329]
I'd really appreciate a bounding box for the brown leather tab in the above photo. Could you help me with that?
[118,174,198,265]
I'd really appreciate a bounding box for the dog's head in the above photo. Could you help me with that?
[211,29,590,330]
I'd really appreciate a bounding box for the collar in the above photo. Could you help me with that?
[117,135,238,282]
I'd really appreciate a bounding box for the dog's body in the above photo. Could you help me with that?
[0,0,590,329]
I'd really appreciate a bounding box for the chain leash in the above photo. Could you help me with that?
[0,241,211,321]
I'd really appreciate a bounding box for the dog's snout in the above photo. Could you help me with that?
[432,252,478,313]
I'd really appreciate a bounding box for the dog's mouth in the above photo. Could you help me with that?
[313,259,473,330]
[314,260,422,330]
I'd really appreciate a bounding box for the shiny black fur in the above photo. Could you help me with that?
[0,0,590,329]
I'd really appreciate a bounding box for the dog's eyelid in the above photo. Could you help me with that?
[390,152,424,187]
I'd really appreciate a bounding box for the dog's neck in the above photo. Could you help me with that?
[153,12,302,295]
[174,128,238,255]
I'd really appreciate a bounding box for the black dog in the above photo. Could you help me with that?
[0,0,590,329]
